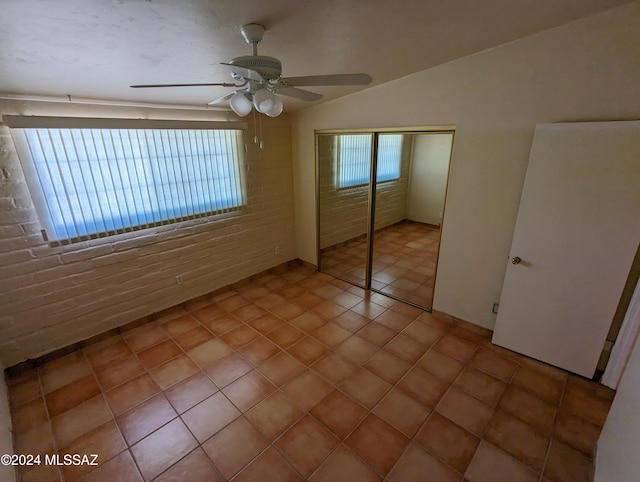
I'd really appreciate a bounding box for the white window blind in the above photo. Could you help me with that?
[337,134,403,188]
[12,125,246,246]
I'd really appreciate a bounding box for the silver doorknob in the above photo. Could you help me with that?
[511,256,521,265]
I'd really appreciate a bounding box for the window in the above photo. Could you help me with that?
[10,119,246,246]
[336,134,403,188]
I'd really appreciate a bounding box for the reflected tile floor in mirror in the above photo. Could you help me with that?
[320,221,440,309]
[7,264,613,481]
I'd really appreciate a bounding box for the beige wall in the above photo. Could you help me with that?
[406,133,452,226]
[291,3,640,329]
[0,101,296,367]
[0,363,16,482]
[596,336,640,481]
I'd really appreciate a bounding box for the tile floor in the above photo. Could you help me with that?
[320,221,440,309]
[6,264,614,482]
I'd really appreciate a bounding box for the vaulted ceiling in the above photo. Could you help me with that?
[0,0,632,113]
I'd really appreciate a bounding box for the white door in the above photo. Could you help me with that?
[492,121,640,378]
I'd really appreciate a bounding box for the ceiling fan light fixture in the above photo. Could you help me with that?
[229,92,253,117]
[253,88,277,114]
[265,96,283,117]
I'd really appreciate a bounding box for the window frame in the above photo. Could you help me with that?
[6,116,248,247]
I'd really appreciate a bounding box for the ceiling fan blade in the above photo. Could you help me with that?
[130,82,237,88]
[221,63,264,82]
[275,86,323,102]
[207,92,235,106]
[281,73,372,87]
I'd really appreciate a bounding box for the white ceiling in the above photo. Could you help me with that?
[0,0,632,113]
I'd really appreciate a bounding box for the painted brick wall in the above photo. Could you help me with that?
[318,134,412,249]
[0,101,295,367]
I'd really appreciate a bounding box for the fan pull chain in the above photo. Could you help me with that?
[259,114,264,149]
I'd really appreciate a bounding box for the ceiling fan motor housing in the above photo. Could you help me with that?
[229,56,282,81]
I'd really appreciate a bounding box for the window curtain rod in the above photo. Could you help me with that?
[3,115,247,131]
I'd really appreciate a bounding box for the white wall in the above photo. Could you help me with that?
[0,367,16,482]
[406,133,452,226]
[291,3,640,329]
[596,336,640,481]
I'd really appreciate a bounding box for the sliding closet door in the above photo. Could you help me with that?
[317,133,372,288]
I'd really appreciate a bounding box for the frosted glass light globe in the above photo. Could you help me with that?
[252,89,276,114]
[229,92,252,117]
[266,96,283,117]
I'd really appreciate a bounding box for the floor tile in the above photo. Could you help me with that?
[153,448,223,482]
[470,348,518,382]
[351,300,387,320]
[164,371,218,414]
[45,375,101,417]
[311,352,358,385]
[245,392,304,440]
[276,415,339,477]
[51,395,112,448]
[202,416,269,479]
[397,367,449,407]
[289,311,327,332]
[105,373,160,415]
[543,439,593,482]
[7,377,41,409]
[436,387,494,437]
[485,410,550,471]
[203,353,253,388]
[560,384,611,427]
[375,309,415,332]
[334,336,378,365]
[220,325,261,348]
[553,410,600,455]
[417,348,464,383]
[364,350,412,384]
[401,320,444,346]
[248,313,285,334]
[80,450,142,482]
[266,324,306,349]
[116,393,177,445]
[356,322,396,346]
[150,355,199,389]
[269,301,306,321]
[94,355,145,391]
[372,388,431,437]
[310,389,367,439]
[500,386,557,436]
[385,334,425,363]
[60,420,126,481]
[232,303,267,322]
[84,337,133,371]
[181,392,240,442]
[238,337,281,365]
[222,370,276,412]
[309,444,381,482]
[160,314,200,336]
[465,441,538,482]
[130,418,198,481]
[433,334,478,362]
[340,368,391,409]
[39,352,93,394]
[258,351,306,386]
[512,365,564,405]
[187,339,234,368]
[333,310,370,333]
[454,366,507,407]
[414,411,480,473]
[203,314,243,336]
[173,326,215,351]
[312,322,352,347]
[287,336,329,365]
[122,324,169,353]
[282,370,333,411]
[388,442,460,482]
[345,414,409,475]
[233,447,303,482]
[11,396,48,434]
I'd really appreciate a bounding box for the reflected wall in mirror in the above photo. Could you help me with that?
[317,129,453,310]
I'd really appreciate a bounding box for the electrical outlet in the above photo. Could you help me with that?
[176,275,184,285]
[275,246,280,255]
[492,303,499,314]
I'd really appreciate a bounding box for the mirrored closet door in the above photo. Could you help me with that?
[317,129,454,310]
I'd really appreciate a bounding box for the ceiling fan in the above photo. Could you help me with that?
[130,23,372,117]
